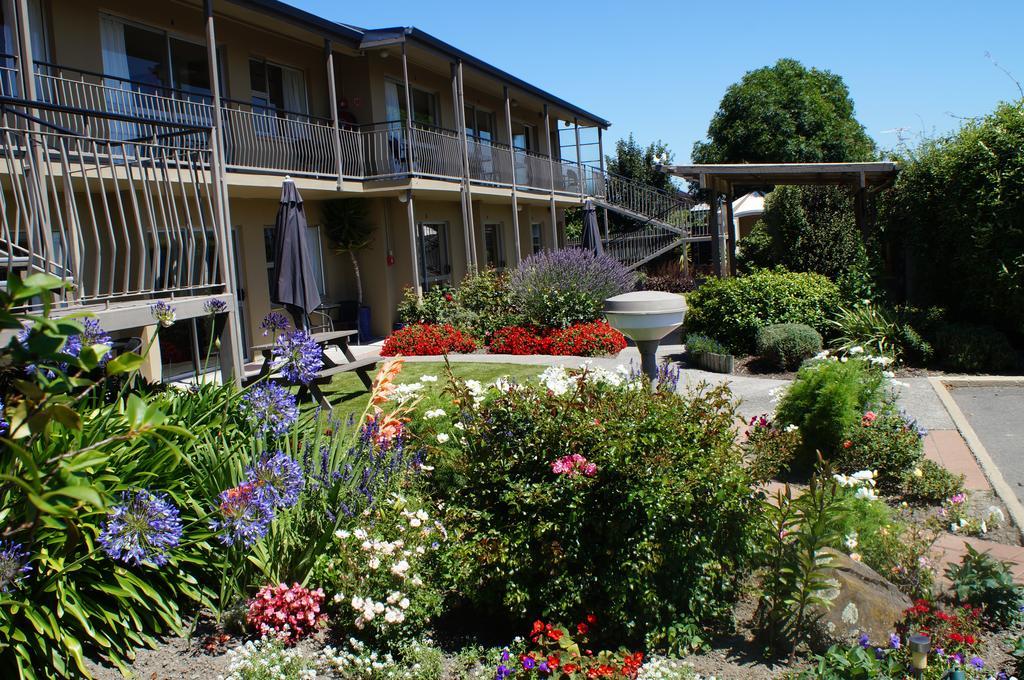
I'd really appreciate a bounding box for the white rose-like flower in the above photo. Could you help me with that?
[391,560,411,576]
[399,597,410,610]
[351,596,364,610]
[424,408,446,419]
[420,375,438,383]
[453,422,465,430]
[436,433,450,444]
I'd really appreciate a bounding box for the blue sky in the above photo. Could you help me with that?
[297,0,1024,163]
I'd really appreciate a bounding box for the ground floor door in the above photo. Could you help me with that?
[416,222,451,290]
[482,223,506,270]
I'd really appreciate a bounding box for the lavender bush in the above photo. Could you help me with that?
[508,248,636,328]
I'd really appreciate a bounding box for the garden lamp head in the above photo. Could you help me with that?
[908,633,930,670]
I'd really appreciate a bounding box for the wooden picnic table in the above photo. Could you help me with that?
[250,329,377,409]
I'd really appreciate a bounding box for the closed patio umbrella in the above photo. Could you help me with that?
[270,178,321,329]
[581,198,604,255]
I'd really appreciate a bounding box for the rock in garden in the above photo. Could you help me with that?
[813,549,912,648]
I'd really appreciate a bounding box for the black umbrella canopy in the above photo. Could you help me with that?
[581,199,604,255]
[270,179,321,328]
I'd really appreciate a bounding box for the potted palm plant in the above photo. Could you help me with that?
[323,198,375,342]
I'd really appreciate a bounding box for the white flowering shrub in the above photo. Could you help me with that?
[218,637,318,680]
[310,495,445,648]
[636,657,706,680]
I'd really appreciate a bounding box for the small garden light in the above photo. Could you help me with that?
[908,633,930,674]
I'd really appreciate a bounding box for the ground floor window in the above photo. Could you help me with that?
[416,222,451,290]
[158,316,222,380]
[531,223,543,254]
[482,223,505,270]
[263,225,326,298]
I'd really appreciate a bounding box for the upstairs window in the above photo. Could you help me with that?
[465,104,494,142]
[385,81,438,127]
[249,58,308,117]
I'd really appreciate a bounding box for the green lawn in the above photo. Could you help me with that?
[317,361,548,423]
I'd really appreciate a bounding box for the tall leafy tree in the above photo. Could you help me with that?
[692,58,876,164]
[606,133,675,192]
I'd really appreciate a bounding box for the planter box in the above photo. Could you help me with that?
[693,351,734,374]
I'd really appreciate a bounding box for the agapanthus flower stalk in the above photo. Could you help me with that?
[241,381,298,436]
[99,490,183,566]
[272,330,323,385]
[0,540,31,592]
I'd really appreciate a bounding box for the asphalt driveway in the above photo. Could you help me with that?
[950,384,1024,504]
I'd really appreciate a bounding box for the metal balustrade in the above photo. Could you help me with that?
[0,98,224,308]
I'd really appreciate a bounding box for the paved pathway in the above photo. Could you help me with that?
[949,385,1024,505]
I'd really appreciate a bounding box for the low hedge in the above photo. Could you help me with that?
[685,268,841,354]
[933,323,1018,373]
[755,323,822,371]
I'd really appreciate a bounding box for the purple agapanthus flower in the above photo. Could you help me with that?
[889,633,901,649]
[74,318,113,365]
[209,481,274,547]
[247,451,304,509]
[203,299,228,315]
[241,382,298,436]
[260,312,291,337]
[272,330,323,385]
[99,490,182,567]
[151,300,176,327]
[0,398,8,436]
[0,540,32,592]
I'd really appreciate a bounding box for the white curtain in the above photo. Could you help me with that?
[384,81,404,172]
[99,15,136,140]
[279,65,307,140]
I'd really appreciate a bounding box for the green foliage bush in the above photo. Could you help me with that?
[743,417,800,484]
[755,323,822,371]
[685,268,841,354]
[933,322,1019,373]
[774,355,887,466]
[685,333,728,356]
[880,100,1024,336]
[833,412,925,492]
[738,186,873,291]
[946,544,1024,630]
[425,368,758,645]
[396,271,521,339]
[901,459,965,504]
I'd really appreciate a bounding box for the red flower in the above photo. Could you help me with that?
[586,614,597,625]
[577,622,590,635]
[547,628,564,641]
[843,440,853,449]
[530,620,546,640]
[547,655,560,669]
[381,323,478,356]
[564,665,578,673]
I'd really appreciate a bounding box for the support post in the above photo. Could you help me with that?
[724,184,737,277]
[204,0,243,383]
[400,41,415,175]
[598,126,609,240]
[325,39,343,189]
[706,185,722,278]
[11,0,44,266]
[573,117,584,200]
[452,63,473,273]
[543,104,557,249]
[855,172,868,241]
[504,86,522,266]
[405,189,422,298]
[455,60,477,271]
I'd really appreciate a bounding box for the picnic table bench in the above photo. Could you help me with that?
[250,329,377,409]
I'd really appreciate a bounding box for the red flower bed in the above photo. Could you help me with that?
[381,323,478,356]
[487,325,552,355]
[487,322,627,357]
[548,321,627,357]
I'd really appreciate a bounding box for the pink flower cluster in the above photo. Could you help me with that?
[861,411,878,427]
[246,582,326,645]
[551,454,597,478]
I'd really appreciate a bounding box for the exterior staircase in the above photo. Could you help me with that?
[582,167,710,269]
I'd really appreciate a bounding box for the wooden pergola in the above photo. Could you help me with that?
[660,162,898,276]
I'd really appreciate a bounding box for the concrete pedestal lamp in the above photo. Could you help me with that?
[604,291,687,381]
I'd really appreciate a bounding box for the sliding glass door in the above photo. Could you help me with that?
[416,222,451,290]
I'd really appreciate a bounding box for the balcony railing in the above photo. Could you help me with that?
[0,57,590,194]
[0,96,224,308]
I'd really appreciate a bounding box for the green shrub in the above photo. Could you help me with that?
[424,367,758,645]
[685,333,728,356]
[744,416,801,483]
[934,323,1019,373]
[524,288,603,329]
[396,271,523,338]
[685,268,841,354]
[737,185,873,288]
[879,100,1024,336]
[774,355,887,466]
[946,543,1024,630]
[755,323,822,370]
[833,412,925,492]
[901,459,964,504]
